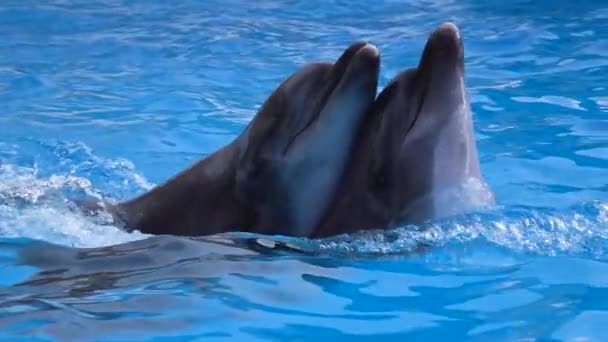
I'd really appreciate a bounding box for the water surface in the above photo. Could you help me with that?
[0,0,607,341]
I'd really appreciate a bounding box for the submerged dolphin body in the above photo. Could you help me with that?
[103,42,380,237]
[315,23,495,238]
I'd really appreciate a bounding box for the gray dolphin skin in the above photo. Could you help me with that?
[315,23,495,238]
[108,42,380,237]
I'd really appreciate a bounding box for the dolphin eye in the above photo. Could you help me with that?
[368,167,392,213]
[370,167,389,192]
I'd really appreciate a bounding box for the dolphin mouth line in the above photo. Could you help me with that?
[282,88,333,155]
[404,73,428,139]
[402,23,464,141]
[282,43,372,155]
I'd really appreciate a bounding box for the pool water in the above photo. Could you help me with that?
[1,0,607,341]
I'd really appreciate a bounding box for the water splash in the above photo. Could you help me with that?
[0,142,151,248]
[31,139,156,196]
[0,204,146,248]
[307,201,608,258]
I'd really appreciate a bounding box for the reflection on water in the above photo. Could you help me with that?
[2,234,608,340]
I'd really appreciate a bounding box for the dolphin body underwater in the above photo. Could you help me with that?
[94,42,381,237]
[82,22,494,239]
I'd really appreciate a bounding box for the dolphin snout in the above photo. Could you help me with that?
[358,43,379,59]
[436,22,461,40]
[427,22,463,59]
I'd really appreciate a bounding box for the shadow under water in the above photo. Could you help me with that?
[0,235,357,340]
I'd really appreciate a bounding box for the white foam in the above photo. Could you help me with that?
[0,204,147,248]
[0,158,150,248]
[315,201,608,258]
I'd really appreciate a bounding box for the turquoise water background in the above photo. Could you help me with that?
[0,0,607,341]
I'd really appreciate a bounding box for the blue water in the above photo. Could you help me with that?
[0,0,607,340]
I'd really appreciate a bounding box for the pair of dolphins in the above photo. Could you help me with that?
[87,22,495,239]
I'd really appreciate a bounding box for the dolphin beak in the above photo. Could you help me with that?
[327,42,380,106]
[407,21,466,122]
[332,42,380,75]
[418,22,464,80]
[357,43,380,60]
[283,42,380,155]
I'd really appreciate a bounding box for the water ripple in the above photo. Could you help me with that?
[0,0,607,340]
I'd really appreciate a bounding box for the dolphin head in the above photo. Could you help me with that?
[367,23,494,225]
[236,42,380,236]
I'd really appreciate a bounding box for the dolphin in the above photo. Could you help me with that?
[101,42,380,237]
[315,23,495,238]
